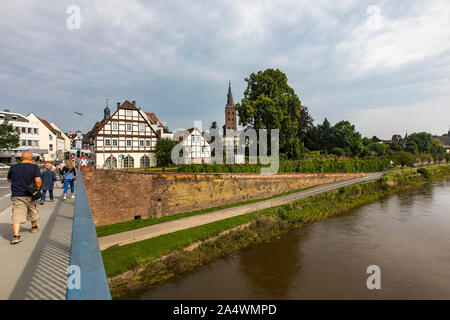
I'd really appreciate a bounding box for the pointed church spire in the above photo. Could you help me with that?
[226,81,234,106]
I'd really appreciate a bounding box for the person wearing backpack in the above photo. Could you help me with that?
[7,152,42,245]
[62,161,77,200]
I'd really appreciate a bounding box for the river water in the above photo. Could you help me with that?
[141,179,450,299]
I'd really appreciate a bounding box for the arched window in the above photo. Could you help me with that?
[140,155,150,168]
[123,155,134,168]
[105,156,117,169]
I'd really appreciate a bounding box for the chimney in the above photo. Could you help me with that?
[117,102,120,110]
[132,101,136,107]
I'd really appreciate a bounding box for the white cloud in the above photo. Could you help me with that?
[346,94,450,139]
[336,1,450,76]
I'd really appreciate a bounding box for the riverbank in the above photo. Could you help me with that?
[108,166,450,299]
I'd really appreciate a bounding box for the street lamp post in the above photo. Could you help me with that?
[74,111,83,133]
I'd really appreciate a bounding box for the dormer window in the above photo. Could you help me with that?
[0,114,4,119]
[12,116,18,120]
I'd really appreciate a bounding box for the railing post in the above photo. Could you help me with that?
[66,169,111,300]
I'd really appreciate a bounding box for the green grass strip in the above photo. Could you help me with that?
[102,211,262,277]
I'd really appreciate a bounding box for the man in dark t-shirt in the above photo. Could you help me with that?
[7,152,42,245]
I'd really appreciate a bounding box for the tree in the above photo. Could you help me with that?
[236,69,302,156]
[304,119,363,156]
[209,122,218,157]
[394,152,416,171]
[389,140,404,152]
[298,105,314,142]
[406,132,442,154]
[405,141,419,154]
[331,120,363,156]
[155,138,178,167]
[418,152,432,166]
[0,119,19,150]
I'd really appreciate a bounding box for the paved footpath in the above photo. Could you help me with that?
[0,185,75,300]
[99,173,382,250]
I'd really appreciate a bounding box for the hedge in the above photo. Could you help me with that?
[178,158,390,173]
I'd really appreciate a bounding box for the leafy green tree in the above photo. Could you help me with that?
[0,119,19,150]
[155,138,178,167]
[236,69,302,156]
[389,140,404,152]
[394,151,416,171]
[298,105,314,142]
[418,152,432,166]
[331,120,363,156]
[209,122,218,157]
[406,132,442,154]
[405,141,419,154]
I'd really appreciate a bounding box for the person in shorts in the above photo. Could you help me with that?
[7,152,42,245]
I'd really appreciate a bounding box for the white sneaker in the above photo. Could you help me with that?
[71,195,75,199]
[63,195,67,200]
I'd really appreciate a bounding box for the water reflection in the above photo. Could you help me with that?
[238,229,305,299]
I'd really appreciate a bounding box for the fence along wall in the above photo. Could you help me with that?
[83,169,363,226]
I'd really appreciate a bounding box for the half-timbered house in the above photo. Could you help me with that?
[92,100,158,169]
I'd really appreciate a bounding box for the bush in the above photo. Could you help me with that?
[417,168,429,179]
[178,158,390,173]
[330,147,346,157]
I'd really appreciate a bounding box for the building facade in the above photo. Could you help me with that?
[223,81,237,137]
[173,127,211,164]
[0,110,46,160]
[92,100,159,169]
[27,113,67,161]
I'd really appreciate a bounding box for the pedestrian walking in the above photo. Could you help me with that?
[40,163,57,205]
[58,160,66,182]
[62,161,76,200]
[7,152,42,245]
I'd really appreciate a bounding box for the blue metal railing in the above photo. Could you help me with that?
[66,169,111,300]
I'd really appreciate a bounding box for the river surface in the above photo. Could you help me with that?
[141,179,450,299]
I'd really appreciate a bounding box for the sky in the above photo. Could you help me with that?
[0,0,449,140]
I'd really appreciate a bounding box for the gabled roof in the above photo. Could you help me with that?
[35,115,62,137]
[120,100,137,110]
[145,112,163,127]
[92,101,159,137]
[173,128,211,144]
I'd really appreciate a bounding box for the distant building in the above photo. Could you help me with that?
[0,109,46,161]
[27,113,68,161]
[221,82,244,164]
[223,81,237,137]
[173,127,211,164]
[435,129,450,152]
[144,112,173,140]
[90,100,161,169]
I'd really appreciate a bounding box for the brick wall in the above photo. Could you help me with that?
[83,169,363,226]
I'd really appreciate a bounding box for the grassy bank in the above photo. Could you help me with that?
[96,185,317,237]
[107,165,450,299]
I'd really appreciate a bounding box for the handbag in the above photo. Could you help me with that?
[63,170,75,181]
[28,165,42,201]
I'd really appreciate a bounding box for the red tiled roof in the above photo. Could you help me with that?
[36,116,56,133]
[145,112,163,127]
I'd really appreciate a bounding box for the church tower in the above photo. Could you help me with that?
[224,81,237,136]
[103,99,111,122]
